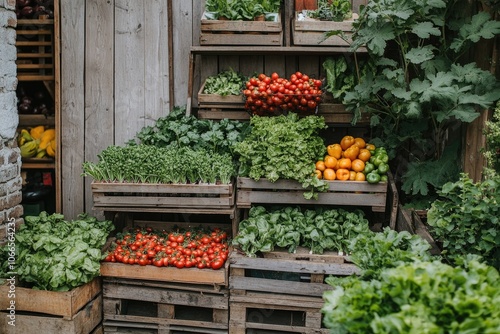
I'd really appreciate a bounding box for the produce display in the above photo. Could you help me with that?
[303,0,353,21]
[82,145,235,184]
[18,125,56,158]
[322,258,500,333]
[16,83,53,115]
[103,226,230,270]
[243,71,323,115]
[316,135,389,183]
[234,113,329,198]
[0,212,114,291]
[204,0,281,21]
[202,68,247,96]
[232,205,372,256]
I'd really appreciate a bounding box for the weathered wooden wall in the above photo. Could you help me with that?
[61,0,190,218]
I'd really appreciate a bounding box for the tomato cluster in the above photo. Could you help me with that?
[243,72,323,115]
[103,226,230,270]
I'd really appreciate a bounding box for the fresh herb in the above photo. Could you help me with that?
[232,206,372,256]
[427,172,500,269]
[203,68,247,96]
[0,212,114,291]
[234,113,329,199]
[310,0,352,22]
[82,145,236,184]
[322,256,500,334]
[131,106,250,157]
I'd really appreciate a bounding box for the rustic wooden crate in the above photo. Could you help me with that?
[228,250,357,333]
[0,293,102,334]
[292,15,356,46]
[198,81,245,110]
[16,18,55,81]
[237,176,389,212]
[102,277,229,334]
[200,13,283,46]
[395,205,441,255]
[91,181,236,210]
[0,277,101,319]
[100,238,229,286]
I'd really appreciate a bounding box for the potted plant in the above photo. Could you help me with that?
[310,0,352,21]
[342,0,500,208]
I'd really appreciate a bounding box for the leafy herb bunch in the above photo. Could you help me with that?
[132,106,250,158]
[0,212,114,291]
[345,0,500,202]
[82,145,236,184]
[234,113,329,198]
[427,172,500,269]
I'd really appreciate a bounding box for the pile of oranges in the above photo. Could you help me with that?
[315,135,375,181]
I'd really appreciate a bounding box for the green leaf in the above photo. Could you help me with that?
[405,45,436,64]
[411,21,441,39]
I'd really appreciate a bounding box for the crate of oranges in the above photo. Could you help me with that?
[237,136,390,213]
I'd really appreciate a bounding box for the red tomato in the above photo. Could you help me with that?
[211,258,224,270]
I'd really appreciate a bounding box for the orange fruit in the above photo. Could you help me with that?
[315,170,322,179]
[344,145,360,161]
[340,135,355,150]
[366,143,376,151]
[357,149,371,162]
[316,160,326,172]
[336,168,350,181]
[323,168,336,180]
[353,137,366,148]
[349,170,357,181]
[351,159,365,172]
[355,172,366,181]
[324,155,338,169]
[327,144,342,159]
[338,158,352,170]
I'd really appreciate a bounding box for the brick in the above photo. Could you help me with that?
[7,204,23,220]
[7,148,19,164]
[0,164,17,183]
[7,192,22,208]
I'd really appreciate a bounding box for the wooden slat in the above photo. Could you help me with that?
[172,0,193,107]
[230,276,331,297]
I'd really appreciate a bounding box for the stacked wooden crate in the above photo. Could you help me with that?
[0,278,102,334]
[229,249,359,333]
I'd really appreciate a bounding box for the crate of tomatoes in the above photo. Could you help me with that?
[101,224,231,286]
[243,71,323,116]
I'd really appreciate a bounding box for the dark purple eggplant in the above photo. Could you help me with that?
[18,102,33,114]
[21,6,34,18]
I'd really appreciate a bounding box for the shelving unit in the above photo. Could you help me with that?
[16,1,61,213]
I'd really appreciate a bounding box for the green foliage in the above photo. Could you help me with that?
[310,0,352,22]
[82,145,236,184]
[205,0,281,20]
[0,212,114,291]
[322,257,500,334]
[483,101,500,173]
[203,68,247,96]
[344,0,500,201]
[232,206,372,256]
[427,173,500,269]
[131,106,250,157]
[234,113,329,198]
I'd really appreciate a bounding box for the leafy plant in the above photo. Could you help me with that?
[344,0,500,202]
[234,113,329,199]
[426,172,500,269]
[322,256,500,334]
[310,0,352,22]
[130,106,250,157]
[484,101,500,173]
[232,205,372,256]
[203,68,247,96]
[0,212,114,291]
[205,0,280,20]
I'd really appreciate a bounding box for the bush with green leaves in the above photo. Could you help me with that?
[427,172,500,269]
[484,101,500,173]
[344,0,500,204]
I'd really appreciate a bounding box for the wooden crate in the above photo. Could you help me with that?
[395,205,441,255]
[91,181,236,211]
[0,277,101,318]
[101,236,229,286]
[16,18,55,81]
[198,80,245,110]
[237,177,389,212]
[102,278,229,334]
[228,250,359,333]
[292,15,356,47]
[200,13,283,46]
[0,292,102,334]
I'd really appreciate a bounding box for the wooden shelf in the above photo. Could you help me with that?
[190,45,366,55]
[19,115,56,127]
[21,159,55,169]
